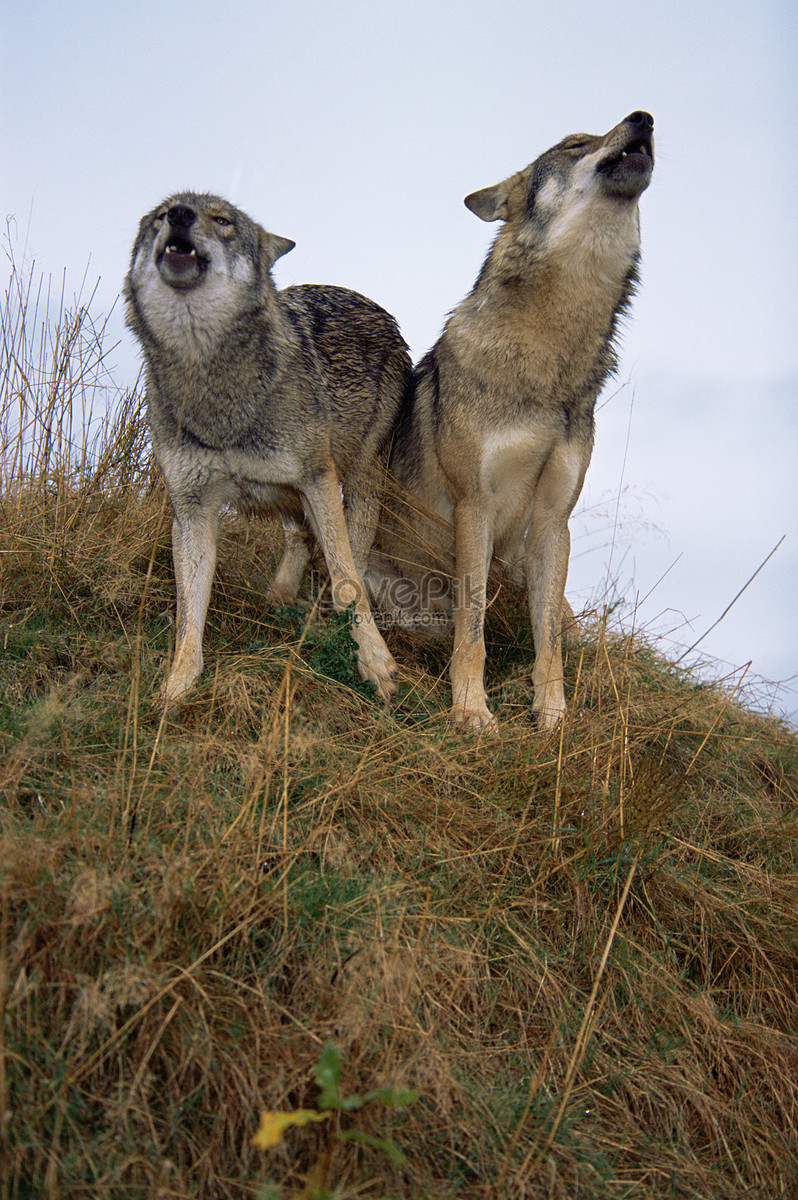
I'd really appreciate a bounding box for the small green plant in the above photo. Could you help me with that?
[253,1041,419,1197]
[274,604,378,698]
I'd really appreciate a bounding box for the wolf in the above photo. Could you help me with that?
[368,111,655,731]
[124,192,412,703]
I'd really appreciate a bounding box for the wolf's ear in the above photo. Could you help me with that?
[259,228,296,268]
[464,184,509,223]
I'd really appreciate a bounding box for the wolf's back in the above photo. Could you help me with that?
[278,283,412,450]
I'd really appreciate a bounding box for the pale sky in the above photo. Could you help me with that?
[3,0,797,717]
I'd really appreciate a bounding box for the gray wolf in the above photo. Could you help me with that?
[124,192,412,702]
[368,111,655,731]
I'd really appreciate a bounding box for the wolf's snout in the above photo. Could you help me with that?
[625,111,654,131]
[167,205,197,230]
[596,111,654,199]
[621,111,654,162]
[155,203,205,287]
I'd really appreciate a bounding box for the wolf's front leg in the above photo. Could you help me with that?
[525,520,571,730]
[525,441,589,728]
[450,500,497,733]
[162,502,220,702]
[302,465,399,701]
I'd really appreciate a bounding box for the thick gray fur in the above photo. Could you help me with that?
[368,113,655,731]
[125,191,411,702]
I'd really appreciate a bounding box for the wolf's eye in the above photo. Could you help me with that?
[213,216,232,228]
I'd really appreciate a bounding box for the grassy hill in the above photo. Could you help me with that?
[2,270,797,1199]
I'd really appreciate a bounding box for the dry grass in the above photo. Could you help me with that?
[2,259,797,1199]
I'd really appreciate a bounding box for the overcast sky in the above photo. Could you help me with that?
[3,0,796,719]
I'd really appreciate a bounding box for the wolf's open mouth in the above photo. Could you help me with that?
[600,134,653,172]
[596,131,654,202]
[164,233,197,259]
[157,233,207,286]
[621,143,650,159]
[620,136,653,160]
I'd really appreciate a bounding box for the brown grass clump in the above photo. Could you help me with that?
[2,261,797,1199]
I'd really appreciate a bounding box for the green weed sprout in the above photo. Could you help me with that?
[254,1041,418,1194]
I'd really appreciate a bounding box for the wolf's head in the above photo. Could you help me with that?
[125,193,294,362]
[464,112,654,265]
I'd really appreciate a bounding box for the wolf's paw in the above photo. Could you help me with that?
[449,702,499,736]
[532,697,566,731]
[159,666,201,705]
[267,580,300,606]
[356,645,399,703]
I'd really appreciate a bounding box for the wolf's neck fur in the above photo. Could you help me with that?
[137,292,290,448]
[446,228,640,405]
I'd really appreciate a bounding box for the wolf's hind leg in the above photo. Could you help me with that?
[342,466,385,582]
[268,515,313,605]
[561,596,582,646]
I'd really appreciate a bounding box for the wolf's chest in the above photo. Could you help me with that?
[155,436,304,512]
[477,420,590,549]
[479,425,555,508]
